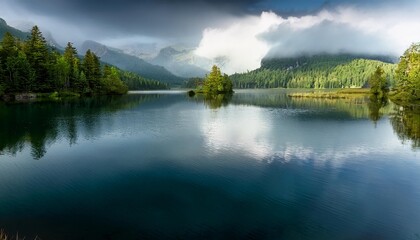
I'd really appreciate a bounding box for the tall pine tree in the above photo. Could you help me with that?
[63,42,78,89]
[25,26,51,92]
[83,49,101,93]
[369,66,388,98]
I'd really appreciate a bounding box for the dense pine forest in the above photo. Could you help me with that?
[0,26,168,100]
[230,54,396,89]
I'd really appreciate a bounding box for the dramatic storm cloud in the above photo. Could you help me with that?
[195,2,420,73]
[1,0,419,73]
[0,0,264,45]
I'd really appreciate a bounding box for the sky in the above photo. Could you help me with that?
[1,0,420,73]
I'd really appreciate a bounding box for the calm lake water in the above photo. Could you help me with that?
[0,89,419,240]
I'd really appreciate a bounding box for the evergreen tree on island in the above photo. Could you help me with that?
[202,65,233,94]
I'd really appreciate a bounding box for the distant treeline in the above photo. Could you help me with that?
[0,26,168,98]
[230,54,396,89]
[120,71,169,90]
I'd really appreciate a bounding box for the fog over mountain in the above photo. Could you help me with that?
[1,0,419,74]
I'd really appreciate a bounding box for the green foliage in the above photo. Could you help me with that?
[120,71,170,90]
[0,32,35,93]
[0,28,168,98]
[83,49,102,93]
[393,43,420,104]
[25,26,51,92]
[390,105,420,148]
[63,42,78,89]
[101,65,128,95]
[368,66,389,98]
[202,65,233,94]
[230,54,396,89]
[0,18,29,40]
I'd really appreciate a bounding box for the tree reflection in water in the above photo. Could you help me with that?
[189,93,233,110]
[0,94,160,159]
[389,105,420,149]
[368,95,389,126]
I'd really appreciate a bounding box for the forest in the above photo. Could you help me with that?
[0,26,168,100]
[230,54,396,89]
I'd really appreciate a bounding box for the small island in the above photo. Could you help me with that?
[189,65,233,95]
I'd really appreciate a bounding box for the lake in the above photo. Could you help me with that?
[0,89,419,240]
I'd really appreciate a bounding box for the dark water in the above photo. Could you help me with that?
[0,89,419,240]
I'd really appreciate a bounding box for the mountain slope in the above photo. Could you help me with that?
[81,41,184,85]
[0,18,29,40]
[150,46,210,78]
[231,54,397,89]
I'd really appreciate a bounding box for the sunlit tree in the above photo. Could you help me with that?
[203,65,233,94]
[369,66,388,98]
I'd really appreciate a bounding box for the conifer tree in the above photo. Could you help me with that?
[64,42,78,89]
[102,65,128,94]
[369,66,388,98]
[83,49,102,93]
[25,26,51,92]
[203,65,233,94]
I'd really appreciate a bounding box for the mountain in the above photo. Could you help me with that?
[231,54,397,89]
[150,46,210,78]
[117,42,159,60]
[43,31,63,50]
[0,18,29,40]
[81,40,184,85]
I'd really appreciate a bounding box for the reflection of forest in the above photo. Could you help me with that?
[231,91,393,119]
[0,94,161,159]
[389,106,420,148]
[2,90,419,160]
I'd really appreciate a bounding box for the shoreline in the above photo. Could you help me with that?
[288,88,370,99]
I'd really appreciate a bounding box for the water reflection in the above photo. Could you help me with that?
[390,105,420,148]
[1,90,419,161]
[368,95,389,125]
[189,93,233,109]
[0,95,161,159]
[1,90,419,239]
[232,90,392,120]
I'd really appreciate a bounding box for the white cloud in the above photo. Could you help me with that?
[195,12,283,74]
[195,5,420,74]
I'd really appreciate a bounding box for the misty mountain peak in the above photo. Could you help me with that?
[43,31,62,49]
[0,18,7,26]
[81,40,109,56]
[0,17,29,40]
[160,47,181,56]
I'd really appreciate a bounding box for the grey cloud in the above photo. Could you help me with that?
[7,0,262,41]
[8,0,394,42]
[1,0,417,55]
[262,20,396,58]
